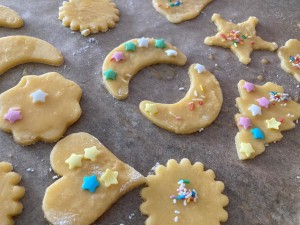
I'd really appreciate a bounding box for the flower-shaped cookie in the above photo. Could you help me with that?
[0,162,25,225]
[0,72,82,146]
[43,132,146,225]
[59,0,120,36]
[278,39,300,82]
[141,158,229,225]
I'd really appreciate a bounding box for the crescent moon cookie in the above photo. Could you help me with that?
[0,72,82,146]
[0,162,25,225]
[204,14,278,65]
[152,0,213,24]
[43,132,146,225]
[139,64,223,134]
[140,158,229,225]
[0,5,23,28]
[0,36,64,76]
[102,38,187,100]
[59,0,119,36]
[278,39,300,82]
[235,80,300,160]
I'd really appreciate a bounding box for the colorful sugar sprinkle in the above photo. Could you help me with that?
[220,30,252,47]
[289,54,300,69]
[269,92,290,103]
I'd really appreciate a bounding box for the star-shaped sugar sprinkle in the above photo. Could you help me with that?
[155,39,166,49]
[242,82,255,92]
[30,89,48,103]
[265,118,281,130]
[82,175,100,193]
[248,104,261,116]
[204,14,278,64]
[240,142,255,158]
[138,37,149,48]
[4,108,22,123]
[100,169,118,187]
[84,146,101,161]
[250,127,265,140]
[257,97,270,109]
[103,69,117,80]
[238,117,252,129]
[111,52,124,62]
[124,42,136,51]
[165,49,177,57]
[65,154,83,170]
[145,103,158,115]
[194,64,206,74]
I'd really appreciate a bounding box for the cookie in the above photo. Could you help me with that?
[139,63,223,134]
[204,14,278,65]
[102,37,187,100]
[235,80,300,160]
[43,132,146,225]
[0,5,23,28]
[277,39,300,82]
[0,162,25,225]
[0,72,82,146]
[152,0,212,24]
[59,0,119,36]
[140,158,229,225]
[0,35,64,75]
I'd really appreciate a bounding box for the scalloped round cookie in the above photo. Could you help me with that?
[140,158,229,225]
[277,39,300,82]
[59,0,119,36]
[0,162,25,225]
[0,72,82,146]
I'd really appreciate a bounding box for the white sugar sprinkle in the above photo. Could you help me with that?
[179,87,185,91]
[174,210,180,214]
[174,216,179,222]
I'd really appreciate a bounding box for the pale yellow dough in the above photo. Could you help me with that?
[140,158,229,225]
[152,0,212,24]
[0,162,25,225]
[43,132,146,225]
[277,39,300,82]
[59,0,119,36]
[139,64,223,134]
[235,80,300,160]
[0,36,64,75]
[0,72,82,146]
[0,5,23,28]
[102,38,187,100]
[204,14,278,65]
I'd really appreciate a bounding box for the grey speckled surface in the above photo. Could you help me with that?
[0,0,299,225]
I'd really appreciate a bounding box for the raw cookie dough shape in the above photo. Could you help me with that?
[204,14,278,65]
[0,162,25,225]
[0,72,82,146]
[140,158,229,225]
[277,39,300,82]
[102,38,187,100]
[0,5,23,28]
[43,132,146,225]
[0,36,64,75]
[59,0,119,36]
[152,0,212,24]
[139,64,223,134]
[235,80,300,160]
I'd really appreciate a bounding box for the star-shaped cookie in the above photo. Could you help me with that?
[204,14,278,64]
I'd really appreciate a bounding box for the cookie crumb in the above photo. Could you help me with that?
[81,29,91,36]
[208,53,214,60]
[257,75,264,81]
[261,58,270,64]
